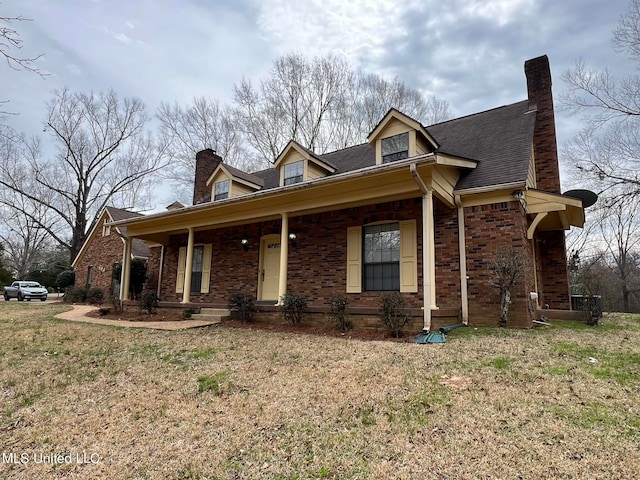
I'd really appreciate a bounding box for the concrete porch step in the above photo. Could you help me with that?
[191,308,231,323]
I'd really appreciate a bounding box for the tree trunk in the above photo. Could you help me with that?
[500,289,511,328]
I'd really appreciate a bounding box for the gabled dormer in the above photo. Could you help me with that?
[206,163,264,201]
[367,108,439,165]
[274,141,337,187]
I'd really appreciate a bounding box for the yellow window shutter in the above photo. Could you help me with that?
[201,244,212,293]
[346,226,362,293]
[399,220,418,293]
[176,246,186,293]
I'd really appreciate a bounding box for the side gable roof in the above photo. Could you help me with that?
[206,163,265,189]
[72,207,148,268]
[213,101,535,197]
[368,108,439,150]
[427,100,535,191]
[274,140,337,173]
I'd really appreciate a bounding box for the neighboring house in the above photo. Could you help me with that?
[110,56,586,329]
[72,207,149,293]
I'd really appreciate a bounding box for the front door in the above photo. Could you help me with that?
[259,234,281,301]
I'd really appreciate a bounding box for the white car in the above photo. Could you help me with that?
[3,281,48,301]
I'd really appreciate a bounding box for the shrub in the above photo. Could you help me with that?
[139,289,159,314]
[56,270,75,290]
[86,287,105,305]
[228,292,257,322]
[98,307,111,316]
[378,292,410,338]
[280,292,308,325]
[64,286,87,303]
[112,260,147,300]
[328,292,352,332]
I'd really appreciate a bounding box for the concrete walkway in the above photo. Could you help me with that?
[54,305,219,331]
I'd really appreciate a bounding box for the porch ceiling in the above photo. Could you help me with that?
[110,158,462,244]
[525,189,585,239]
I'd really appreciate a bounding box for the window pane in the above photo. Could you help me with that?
[284,161,304,185]
[381,133,409,163]
[191,246,204,293]
[214,180,229,200]
[363,223,400,291]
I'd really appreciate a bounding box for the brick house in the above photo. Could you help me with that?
[72,207,149,293]
[110,55,585,329]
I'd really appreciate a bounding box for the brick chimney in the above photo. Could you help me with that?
[525,56,571,310]
[193,149,222,205]
[525,55,561,194]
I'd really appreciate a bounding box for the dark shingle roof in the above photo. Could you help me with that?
[106,207,149,258]
[222,163,265,187]
[247,100,534,192]
[106,206,144,222]
[428,100,535,190]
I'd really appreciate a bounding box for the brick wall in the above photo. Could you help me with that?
[535,230,570,309]
[74,220,123,294]
[464,200,536,327]
[154,197,539,327]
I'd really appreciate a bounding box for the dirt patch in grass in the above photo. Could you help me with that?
[2,304,639,479]
[223,317,409,342]
[84,307,184,323]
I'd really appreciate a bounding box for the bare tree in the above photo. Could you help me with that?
[157,97,258,201]
[561,0,640,198]
[1,13,43,74]
[597,192,640,312]
[0,88,165,263]
[233,53,355,162]
[0,194,57,279]
[1,12,46,115]
[491,249,528,327]
[233,53,451,164]
[352,72,451,135]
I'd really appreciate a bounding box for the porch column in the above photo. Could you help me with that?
[120,237,132,301]
[277,212,289,305]
[182,227,195,304]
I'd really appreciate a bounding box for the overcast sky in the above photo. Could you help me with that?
[1,0,633,207]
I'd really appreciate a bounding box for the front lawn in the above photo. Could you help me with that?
[1,303,639,479]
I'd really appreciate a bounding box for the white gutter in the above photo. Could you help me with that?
[410,163,434,332]
[453,181,526,196]
[108,153,438,229]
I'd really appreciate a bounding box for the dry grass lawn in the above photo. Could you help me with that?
[1,302,639,479]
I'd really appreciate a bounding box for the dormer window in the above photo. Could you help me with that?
[284,161,304,185]
[381,132,409,163]
[214,180,229,200]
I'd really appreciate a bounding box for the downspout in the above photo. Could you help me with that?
[455,195,469,324]
[410,163,433,332]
